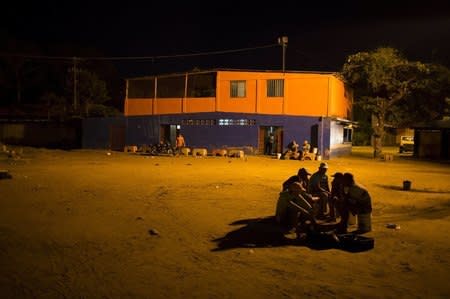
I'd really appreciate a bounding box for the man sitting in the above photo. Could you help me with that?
[282,183,340,242]
[282,167,311,192]
[275,182,315,231]
[281,140,300,160]
[308,162,331,219]
[301,140,311,159]
[337,173,373,234]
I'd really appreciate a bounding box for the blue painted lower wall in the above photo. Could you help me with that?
[82,112,352,158]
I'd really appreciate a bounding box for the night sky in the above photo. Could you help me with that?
[2,1,450,77]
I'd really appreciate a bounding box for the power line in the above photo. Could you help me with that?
[0,43,279,62]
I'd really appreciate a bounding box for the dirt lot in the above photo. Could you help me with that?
[0,146,449,298]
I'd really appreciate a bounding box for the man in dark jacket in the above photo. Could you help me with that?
[282,167,311,191]
[338,172,373,234]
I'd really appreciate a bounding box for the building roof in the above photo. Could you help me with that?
[126,68,338,80]
[413,118,450,129]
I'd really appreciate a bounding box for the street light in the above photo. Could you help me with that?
[278,36,288,73]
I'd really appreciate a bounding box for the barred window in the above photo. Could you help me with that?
[182,119,217,126]
[230,80,246,98]
[218,119,256,126]
[267,79,284,97]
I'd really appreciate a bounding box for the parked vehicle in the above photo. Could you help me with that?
[399,136,414,153]
[150,141,174,156]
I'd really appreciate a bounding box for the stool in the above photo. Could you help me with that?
[124,145,138,153]
[212,149,227,157]
[383,153,394,161]
[192,148,207,157]
[228,150,244,158]
[181,147,191,156]
[357,213,372,232]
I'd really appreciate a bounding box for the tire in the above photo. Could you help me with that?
[337,234,374,252]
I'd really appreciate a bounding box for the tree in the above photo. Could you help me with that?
[66,69,111,117]
[394,63,450,126]
[341,47,448,157]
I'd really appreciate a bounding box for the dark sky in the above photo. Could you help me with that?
[2,1,450,77]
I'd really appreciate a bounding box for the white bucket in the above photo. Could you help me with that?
[348,212,357,225]
[276,153,281,159]
[357,213,372,232]
[316,155,322,161]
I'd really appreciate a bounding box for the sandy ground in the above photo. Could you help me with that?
[0,146,449,298]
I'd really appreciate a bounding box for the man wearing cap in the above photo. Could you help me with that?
[282,167,311,192]
[309,162,331,219]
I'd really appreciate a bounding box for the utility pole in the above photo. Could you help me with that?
[278,36,288,73]
[73,57,78,111]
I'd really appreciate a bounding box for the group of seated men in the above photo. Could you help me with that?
[281,140,311,160]
[275,162,373,239]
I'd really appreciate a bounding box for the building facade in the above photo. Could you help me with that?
[83,69,354,158]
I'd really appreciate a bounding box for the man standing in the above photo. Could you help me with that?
[308,162,331,218]
[175,133,186,156]
[265,133,275,155]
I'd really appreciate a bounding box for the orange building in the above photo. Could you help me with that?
[86,69,354,158]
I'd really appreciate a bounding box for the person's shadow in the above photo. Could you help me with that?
[211,216,291,251]
[211,216,374,253]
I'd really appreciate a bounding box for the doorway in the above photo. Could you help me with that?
[109,124,125,151]
[310,124,319,150]
[259,126,283,155]
[160,124,179,147]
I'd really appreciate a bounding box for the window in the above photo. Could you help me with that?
[230,80,246,97]
[187,73,216,97]
[157,76,185,98]
[267,79,284,97]
[127,79,155,98]
[218,119,255,126]
[343,127,352,143]
[182,119,217,126]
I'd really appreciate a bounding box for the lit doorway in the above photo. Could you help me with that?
[259,126,283,155]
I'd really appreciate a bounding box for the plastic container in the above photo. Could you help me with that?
[357,213,372,232]
[348,212,357,225]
